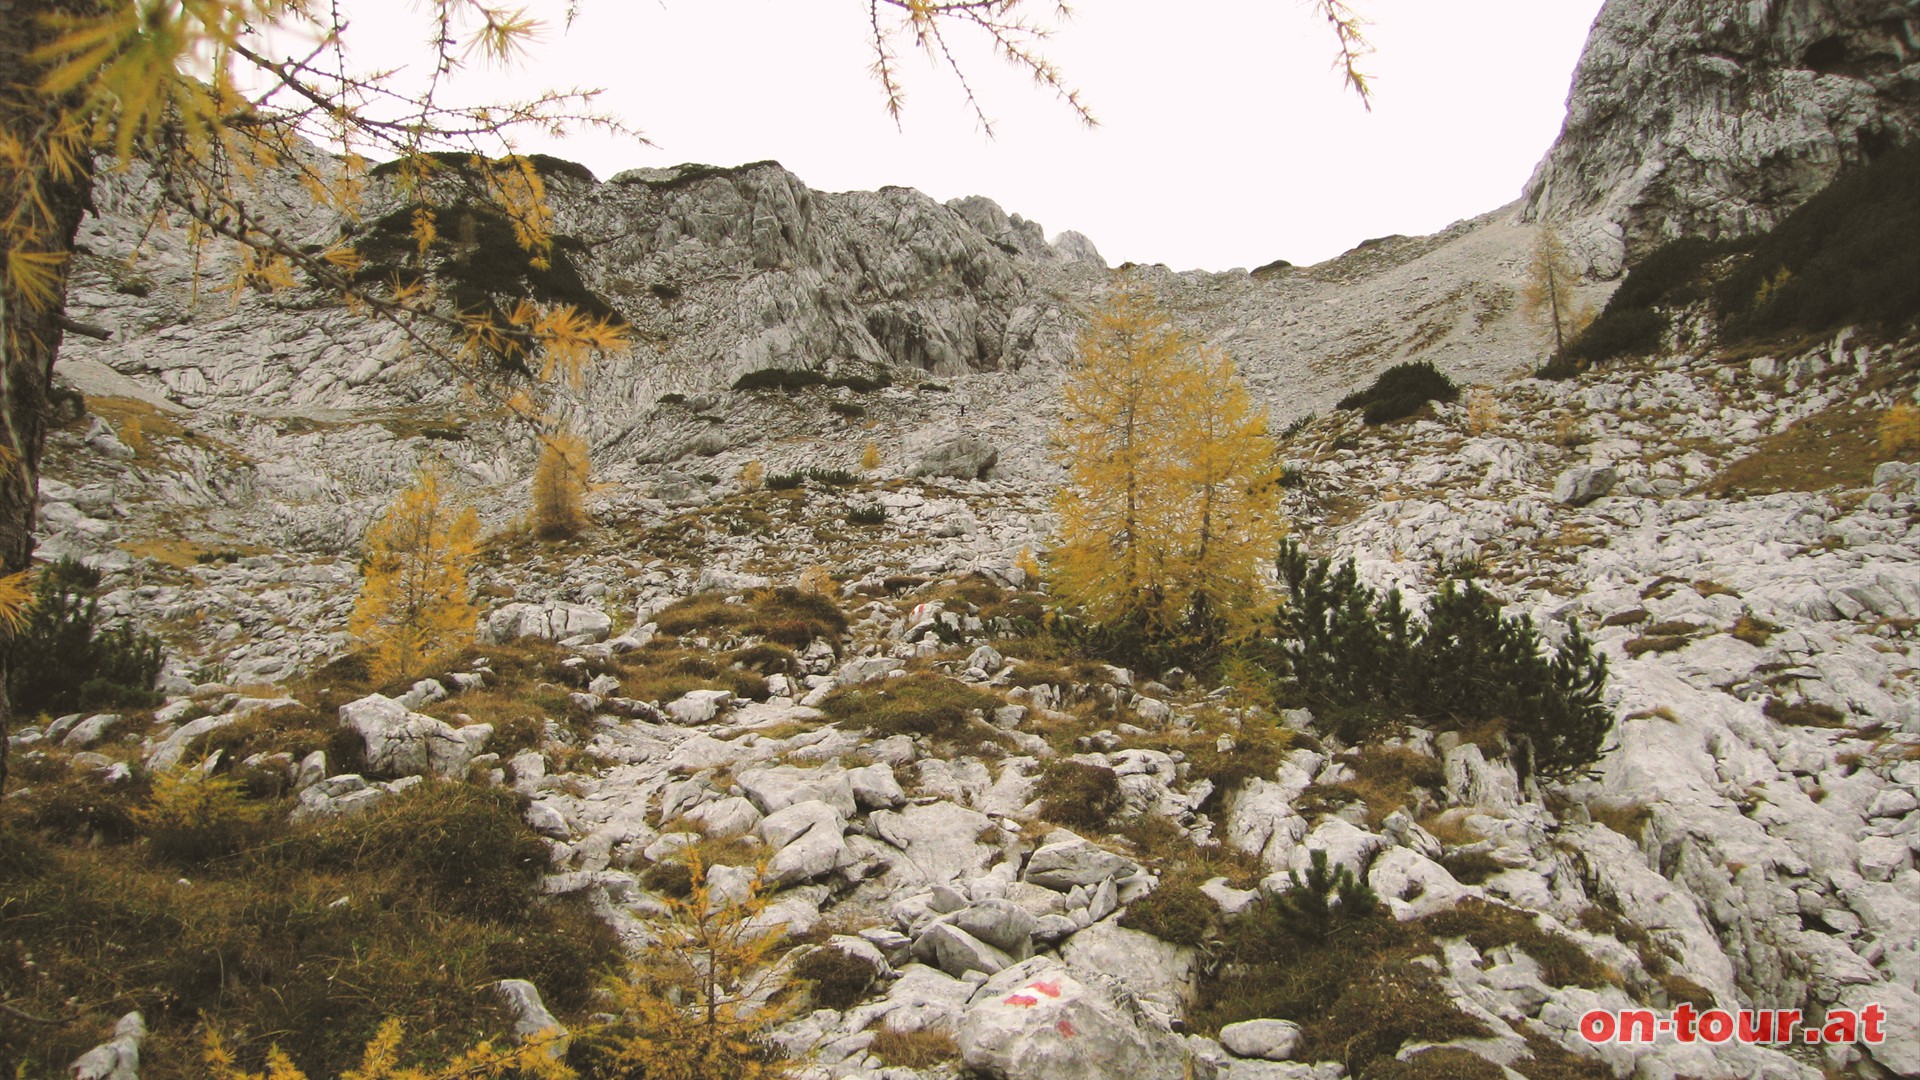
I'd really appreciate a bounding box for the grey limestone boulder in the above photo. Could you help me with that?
[1023,829,1140,891]
[919,921,1016,977]
[757,799,851,886]
[957,957,1205,1080]
[1218,1019,1303,1062]
[69,1012,146,1080]
[338,693,490,778]
[495,979,569,1057]
[913,434,1000,480]
[481,601,612,644]
[664,688,733,725]
[1552,465,1617,506]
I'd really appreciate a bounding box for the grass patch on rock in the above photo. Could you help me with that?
[652,587,848,647]
[818,674,1002,742]
[1034,759,1125,832]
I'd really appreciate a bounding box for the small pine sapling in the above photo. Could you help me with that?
[587,853,802,1079]
[1269,849,1381,942]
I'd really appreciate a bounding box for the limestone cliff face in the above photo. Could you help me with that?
[63,158,1101,422]
[572,163,1103,386]
[1524,0,1920,275]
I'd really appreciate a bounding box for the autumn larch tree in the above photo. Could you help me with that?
[1525,225,1595,356]
[531,426,590,539]
[1053,284,1192,632]
[350,466,481,684]
[1052,285,1280,651]
[1167,343,1282,644]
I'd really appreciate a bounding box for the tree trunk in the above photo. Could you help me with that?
[1546,258,1565,354]
[0,0,97,794]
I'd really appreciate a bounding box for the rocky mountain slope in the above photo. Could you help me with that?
[18,320,1920,1080]
[10,0,1920,1077]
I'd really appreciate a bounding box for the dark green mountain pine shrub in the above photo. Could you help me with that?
[7,557,165,715]
[1545,236,1743,377]
[1266,849,1381,943]
[1336,362,1460,424]
[1269,541,1610,777]
[1715,142,1920,339]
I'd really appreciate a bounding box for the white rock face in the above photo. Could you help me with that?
[846,762,906,809]
[144,715,239,771]
[1368,847,1478,920]
[69,1011,146,1080]
[482,601,612,644]
[957,958,1202,1080]
[1524,0,1920,273]
[870,801,997,888]
[1023,829,1141,890]
[737,764,859,818]
[1057,918,1197,1017]
[754,798,851,886]
[664,688,733,725]
[338,694,490,778]
[856,962,975,1036]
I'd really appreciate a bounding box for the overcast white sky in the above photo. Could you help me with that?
[313,1,1608,271]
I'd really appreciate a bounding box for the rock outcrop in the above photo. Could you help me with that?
[1525,0,1920,274]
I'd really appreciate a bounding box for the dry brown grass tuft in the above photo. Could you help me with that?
[1589,800,1653,843]
[866,1026,959,1069]
[1729,614,1781,646]
[1762,696,1848,728]
[1034,759,1124,832]
[1709,397,1897,496]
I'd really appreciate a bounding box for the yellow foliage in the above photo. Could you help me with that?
[350,467,481,683]
[1015,545,1042,585]
[118,415,146,457]
[739,459,766,492]
[1052,284,1281,639]
[490,156,555,268]
[531,429,590,539]
[860,442,882,471]
[1753,267,1793,311]
[5,249,68,310]
[1466,390,1501,435]
[1879,402,1920,457]
[203,1017,575,1080]
[798,565,836,596]
[590,854,802,1080]
[0,569,33,636]
[1163,345,1283,633]
[1524,226,1594,353]
[133,768,264,862]
[411,208,440,258]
